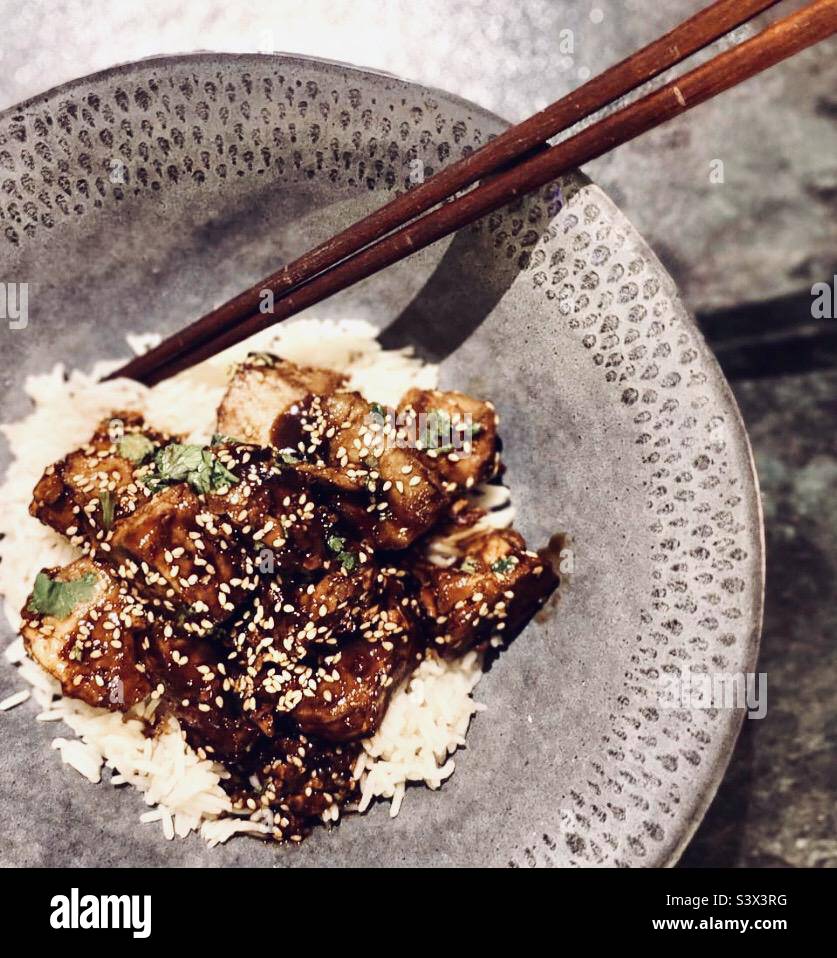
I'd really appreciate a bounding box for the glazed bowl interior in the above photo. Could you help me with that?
[0,53,763,867]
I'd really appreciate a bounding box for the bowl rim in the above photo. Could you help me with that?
[0,49,511,129]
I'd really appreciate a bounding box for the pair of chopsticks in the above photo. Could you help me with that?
[107,0,837,387]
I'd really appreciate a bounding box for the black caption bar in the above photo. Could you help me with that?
[2,866,828,943]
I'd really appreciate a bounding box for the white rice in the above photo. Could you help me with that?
[0,688,30,711]
[0,318,495,845]
[355,650,487,815]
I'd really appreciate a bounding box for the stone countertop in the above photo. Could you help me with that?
[0,0,834,867]
[682,370,837,868]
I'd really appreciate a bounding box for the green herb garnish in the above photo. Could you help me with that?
[277,449,300,465]
[419,409,451,451]
[369,402,386,420]
[327,535,357,572]
[117,433,155,463]
[99,490,114,531]
[419,410,483,454]
[144,443,239,496]
[27,571,98,619]
[460,556,479,574]
[490,555,519,576]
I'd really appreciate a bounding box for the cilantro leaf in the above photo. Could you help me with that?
[327,535,357,572]
[99,490,114,531]
[144,443,238,496]
[419,409,452,451]
[27,571,99,619]
[420,409,483,454]
[490,555,519,576]
[154,443,204,480]
[189,450,239,495]
[117,433,155,463]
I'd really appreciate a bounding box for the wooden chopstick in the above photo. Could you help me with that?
[139,0,836,384]
[106,0,787,385]
[143,0,834,384]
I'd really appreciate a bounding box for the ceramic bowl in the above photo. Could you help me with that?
[0,53,764,867]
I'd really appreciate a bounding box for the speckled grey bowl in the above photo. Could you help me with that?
[0,53,764,867]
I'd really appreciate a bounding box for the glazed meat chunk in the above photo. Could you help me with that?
[247,734,360,842]
[333,444,451,551]
[29,412,168,554]
[109,483,259,627]
[415,528,558,656]
[216,354,345,446]
[231,566,421,741]
[272,391,380,493]
[231,564,378,671]
[272,390,449,549]
[144,619,261,762]
[291,569,421,741]
[290,621,421,741]
[229,566,380,737]
[20,557,152,709]
[398,388,499,491]
[206,443,367,574]
[284,565,379,648]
